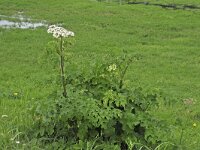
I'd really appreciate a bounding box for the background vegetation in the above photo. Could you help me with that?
[0,0,200,149]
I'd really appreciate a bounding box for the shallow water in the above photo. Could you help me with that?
[0,14,47,29]
[0,14,30,21]
[0,20,47,29]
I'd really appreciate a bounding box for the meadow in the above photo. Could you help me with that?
[0,0,200,149]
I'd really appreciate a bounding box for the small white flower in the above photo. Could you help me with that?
[16,141,20,144]
[70,31,74,36]
[47,25,74,39]
[49,25,56,29]
[53,32,59,38]
[2,115,8,118]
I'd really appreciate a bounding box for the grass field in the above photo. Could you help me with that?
[0,0,200,149]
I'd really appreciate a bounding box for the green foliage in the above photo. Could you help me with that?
[40,37,75,69]
[29,52,172,149]
[1,0,200,149]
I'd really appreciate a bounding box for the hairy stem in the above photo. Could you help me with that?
[60,37,67,97]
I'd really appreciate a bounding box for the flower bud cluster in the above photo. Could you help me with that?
[107,64,117,72]
[47,25,74,38]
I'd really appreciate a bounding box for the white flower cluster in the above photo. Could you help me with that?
[107,64,117,72]
[47,25,74,38]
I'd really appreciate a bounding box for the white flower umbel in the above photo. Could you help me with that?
[47,25,75,98]
[47,25,74,38]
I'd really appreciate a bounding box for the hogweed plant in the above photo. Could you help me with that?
[47,25,75,97]
[29,30,176,149]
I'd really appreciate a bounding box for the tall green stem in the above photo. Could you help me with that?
[179,128,184,145]
[119,63,129,89]
[60,37,67,97]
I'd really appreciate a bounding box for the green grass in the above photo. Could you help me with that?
[0,0,200,149]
